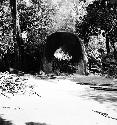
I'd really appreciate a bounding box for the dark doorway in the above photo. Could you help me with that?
[44,32,85,74]
[45,32,83,63]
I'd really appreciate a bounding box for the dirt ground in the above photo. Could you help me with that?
[0,73,117,125]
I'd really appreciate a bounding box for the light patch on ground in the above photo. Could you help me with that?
[0,75,117,125]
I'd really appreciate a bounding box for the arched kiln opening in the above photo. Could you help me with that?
[43,32,86,74]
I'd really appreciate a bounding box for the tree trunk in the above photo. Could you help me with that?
[10,0,17,45]
[10,0,17,68]
[112,42,117,60]
[10,0,22,70]
[106,34,110,54]
[80,39,89,75]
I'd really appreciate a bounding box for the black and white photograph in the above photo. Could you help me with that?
[0,0,117,125]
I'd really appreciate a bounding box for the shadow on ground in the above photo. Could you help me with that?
[25,122,48,125]
[0,116,13,125]
[0,116,48,125]
[75,82,117,105]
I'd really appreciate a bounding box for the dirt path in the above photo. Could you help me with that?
[0,74,117,125]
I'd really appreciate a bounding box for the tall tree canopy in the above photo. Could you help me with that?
[76,0,117,53]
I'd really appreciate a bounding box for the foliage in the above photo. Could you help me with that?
[0,72,27,95]
[0,72,41,96]
[18,0,55,51]
[75,0,117,77]
[0,0,93,54]
[88,35,106,60]
[47,0,91,33]
[0,0,55,54]
[76,0,117,45]
[49,1,76,32]
[54,47,72,61]
[0,0,14,54]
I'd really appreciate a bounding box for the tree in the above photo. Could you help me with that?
[76,0,117,54]
[18,0,55,46]
[9,0,23,70]
[0,0,56,72]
